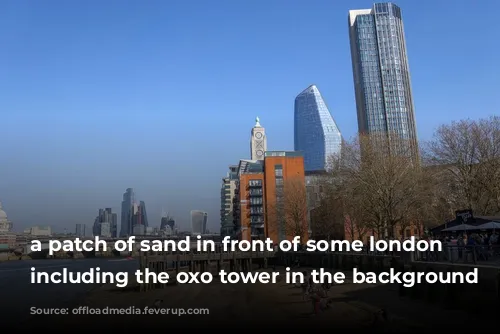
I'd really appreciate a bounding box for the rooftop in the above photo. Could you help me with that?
[237,159,264,175]
[265,151,303,157]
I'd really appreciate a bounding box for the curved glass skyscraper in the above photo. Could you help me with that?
[294,85,342,172]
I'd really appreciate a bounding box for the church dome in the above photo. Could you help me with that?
[0,202,7,220]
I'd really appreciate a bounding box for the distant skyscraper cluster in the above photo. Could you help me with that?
[160,215,175,230]
[93,208,117,238]
[160,210,176,236]
[220,2,419,239]
[90,190,178,238]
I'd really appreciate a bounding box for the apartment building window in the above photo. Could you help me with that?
[250,207,263,214]
[250,197,263,205]
[274,164,285,241]
[275,164,284,189]
[274,164,283,177]
[249,188,263,196]
[249,179,262,187]
[251,216,263,224]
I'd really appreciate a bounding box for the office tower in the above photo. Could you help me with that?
[294,85,342,172]
[191,210,207,235]
[131,203,144,235]
[139,201,149,228]
[160,215,175,231]
[203,213,208,234]
[75,224,86,237]
[250,117,267,161]
[110,212,118,237]
[120,188,135,237]
[93,208,117,238]
[220,165,238,237]
[348,3,418,158]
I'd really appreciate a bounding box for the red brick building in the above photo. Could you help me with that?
[235,151,308,244]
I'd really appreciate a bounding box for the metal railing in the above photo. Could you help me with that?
[411,244,500,265]
[279,244,500,266]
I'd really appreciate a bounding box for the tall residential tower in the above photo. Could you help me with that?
[220,165,238,237]
[348,3,418,158]
[294,85,342,172]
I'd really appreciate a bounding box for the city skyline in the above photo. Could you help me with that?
[1,1,498,232]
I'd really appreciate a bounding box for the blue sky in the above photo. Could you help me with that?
[0,0,498,233]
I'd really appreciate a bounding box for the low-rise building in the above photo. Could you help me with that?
[0,233,16,249]
[234,151,308,243]
[25,225,52,237]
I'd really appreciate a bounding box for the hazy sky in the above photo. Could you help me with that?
[1,0,498,233]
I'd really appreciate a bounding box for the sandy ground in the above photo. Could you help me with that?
[24,268,488,330]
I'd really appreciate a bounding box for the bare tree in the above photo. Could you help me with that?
[418,165,456,229]
[310,192,344,241]
[328,133,429,238]
[474,116,500,214]
[425,116,500,216]
[266,177,308,243]
[343,215,370,242]
[283,178,308,240]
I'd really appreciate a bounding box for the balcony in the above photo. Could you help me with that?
[249,211,263,216]
[249,191,263,197]
[250,218,264,225]
[251,228,265,239]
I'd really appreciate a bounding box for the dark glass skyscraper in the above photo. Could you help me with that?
[294,85,342,172]
[139,201,149,228]
[348,3,418,158]
[120,188,135,237]
[160,216,175,230]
